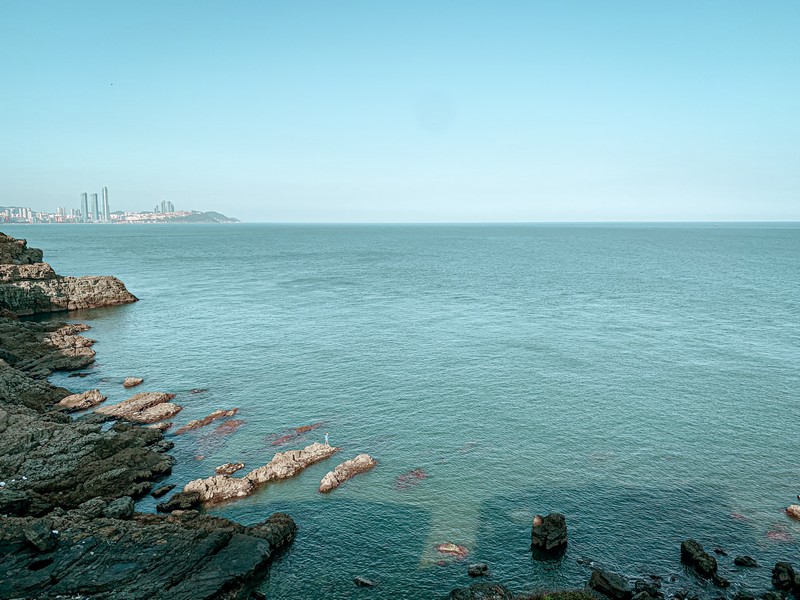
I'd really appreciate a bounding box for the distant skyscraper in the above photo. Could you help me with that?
[90,194,99,222]
[166,201,174,212]
[102,187,110,221]
[80,193,88,223]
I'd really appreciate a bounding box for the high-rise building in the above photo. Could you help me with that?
[102,187,110,221]
[90,194,99,222]
[167,201,174,212]
[80,193,88,223]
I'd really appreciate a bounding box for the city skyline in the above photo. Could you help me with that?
[1,2,798,222]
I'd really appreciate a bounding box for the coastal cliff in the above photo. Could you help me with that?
[0,232,294,599]
[0,232,137,316]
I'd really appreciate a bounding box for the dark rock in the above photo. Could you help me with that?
[468,563,489,577]
[251,592,266,600]
[635,579,663,599]
[531,512,568,554]
[761,592,783,600]
[103,496,134,519]
[354,576,376,587]
[0,510,296,599]
[23,519,56,551]
[681,539,718,578]
[734,556,759,568]
[632,593,654,600]
[772,562,796,592]
[151,484,176,498]
[672,588,689,600]
[733,592,756,600]
[714,547,728,556]
[445,582,514,600]
[157,491,201,513]
[712,574,730,588]
[589,569,633,600]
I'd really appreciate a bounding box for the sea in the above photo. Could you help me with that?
[5,223,799,599]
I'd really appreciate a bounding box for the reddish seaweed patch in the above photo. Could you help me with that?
[394,468,428,490]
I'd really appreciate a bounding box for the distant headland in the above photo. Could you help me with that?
[1,188,239,224]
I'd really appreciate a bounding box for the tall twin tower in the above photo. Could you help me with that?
[80,187,111,223]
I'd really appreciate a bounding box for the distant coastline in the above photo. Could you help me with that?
[1,207,239,224]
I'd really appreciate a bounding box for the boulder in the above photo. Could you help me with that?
[771,562,797,592]
[680,540,717,578]
[123,377,143,388]
[216,462,245,476]
[104,496,134,519]
[531,512,568,553]
[468,563,489,577]
[157,491,202,513]
[151,484,176,498]
[319,454,377,493]
[589,569,633,600]
[734,556,759,568]
[57,388,106,411]
[95,392,181,423]
[787,505,800,521]
[354,576,376,587]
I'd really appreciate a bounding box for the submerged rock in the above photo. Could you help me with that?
[680,539,717,578]
[174,408,239,435]
[319,454,377,493]
[531,512,568,554]
[123,376,143,388]
[179,442,339,506]
[95,391,181,423]
[734,556,759,567]
[468,563,489,577]
[354,576,376,587]
[435,543,469,560]
[57,388,106,411]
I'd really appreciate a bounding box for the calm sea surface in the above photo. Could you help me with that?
[6,223,799,599]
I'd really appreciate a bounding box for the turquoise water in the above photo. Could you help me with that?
[7,223,799,599]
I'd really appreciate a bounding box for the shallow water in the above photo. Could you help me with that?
[8,223,799,598]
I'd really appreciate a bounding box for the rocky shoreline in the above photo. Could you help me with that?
[0,232,295,599]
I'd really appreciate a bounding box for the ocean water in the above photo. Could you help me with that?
[6,223,799,599]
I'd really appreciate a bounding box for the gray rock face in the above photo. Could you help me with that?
[0,508,296,600]
[680,539,717,578]
[589,569,634,600]
[531,512,568,553]
[0,232,137,316]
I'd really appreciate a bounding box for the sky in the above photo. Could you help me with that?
[1,1,798,222]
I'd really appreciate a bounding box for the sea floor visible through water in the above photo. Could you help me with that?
[8,223,798,599]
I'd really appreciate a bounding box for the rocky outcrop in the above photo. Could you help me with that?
[168,442,340,507]
[319,453,377,492]
[0,232,43,264]
[95,391,181,423]
[123,376,143,388]
[468,563,489,577]
[734,556,759,567]
[0,318,97,376]
[57,388,106,411]
[589,569,633,600]
[0,232,137,316]
[772,562,799,593]
[174,408,239,434]
[680,539,717,578]
[216,462,245,476]
[444,582,514,599]
[787,505,800,520]
[0,505,296,599]
[531,512,568,553]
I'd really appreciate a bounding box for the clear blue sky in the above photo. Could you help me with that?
[1,1,798,221]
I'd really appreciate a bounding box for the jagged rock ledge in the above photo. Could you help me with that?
[319,453,377,493]
[162,442,340,509]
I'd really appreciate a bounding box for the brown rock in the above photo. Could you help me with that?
[123,377,143,388]
[787,504,800,521]
[183,442,339,505]
[174,408,239,435]
[95,392,181,423]
[319,454,377,493]
[215,462,245,476]
[57,389,106,411]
